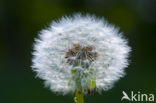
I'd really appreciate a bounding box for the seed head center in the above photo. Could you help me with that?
[65,43,98,67]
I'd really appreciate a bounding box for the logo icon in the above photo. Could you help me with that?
[121,91,131,101]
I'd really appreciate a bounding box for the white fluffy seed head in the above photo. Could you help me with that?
[32,13,131,95]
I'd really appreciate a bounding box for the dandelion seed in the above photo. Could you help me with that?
[32,13,131,103]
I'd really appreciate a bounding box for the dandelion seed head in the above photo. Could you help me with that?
[32,13,131,95]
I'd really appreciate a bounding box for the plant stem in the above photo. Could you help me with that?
[74,90,84,103]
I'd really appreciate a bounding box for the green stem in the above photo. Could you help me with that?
[74,90,84,103]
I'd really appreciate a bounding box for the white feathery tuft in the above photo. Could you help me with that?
[32,13,131,95]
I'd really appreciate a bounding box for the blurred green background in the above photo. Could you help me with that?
[0,0,156,103]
